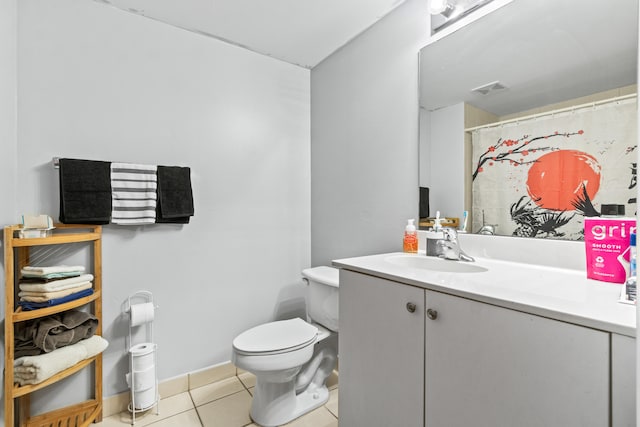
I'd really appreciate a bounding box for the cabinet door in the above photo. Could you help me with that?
[612,333,636,426]
[425,290,609,427]
[339,270,425,427]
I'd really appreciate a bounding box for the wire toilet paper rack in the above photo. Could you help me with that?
[124,291,159,424]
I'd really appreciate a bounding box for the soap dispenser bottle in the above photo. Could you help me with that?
[626,232,637,302]
[433,211,443,232]
[403,219,418,253]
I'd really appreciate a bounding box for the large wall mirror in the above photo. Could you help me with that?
[419,0,638,239]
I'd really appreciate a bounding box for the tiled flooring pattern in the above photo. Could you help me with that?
[96,371,339,427]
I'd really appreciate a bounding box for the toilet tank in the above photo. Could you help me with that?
[302,266,339,332]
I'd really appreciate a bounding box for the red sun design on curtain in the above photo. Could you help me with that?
[526,150,601,211]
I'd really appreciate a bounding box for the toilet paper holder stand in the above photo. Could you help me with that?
[125,290,159,424]
[124,291,158,350]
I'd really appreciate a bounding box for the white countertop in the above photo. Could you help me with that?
[333,251,636,337]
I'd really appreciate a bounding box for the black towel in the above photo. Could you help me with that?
[156,166,194,224]
[59,158,112,224]
[419,187,430,219]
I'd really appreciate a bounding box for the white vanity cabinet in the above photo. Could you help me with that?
[425,289,609,427]
[339,269,628,427]
[612,334,636,426]
[339,270,425,426]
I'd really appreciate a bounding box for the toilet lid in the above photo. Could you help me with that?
[233,318,318,354]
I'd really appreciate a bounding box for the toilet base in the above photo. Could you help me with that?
[250,380,329,427]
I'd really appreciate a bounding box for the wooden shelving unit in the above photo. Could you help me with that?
[4,224,103,427]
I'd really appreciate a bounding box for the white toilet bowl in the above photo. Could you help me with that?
[231,267,339,427]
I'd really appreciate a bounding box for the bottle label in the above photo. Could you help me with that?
[403,234,418,253]
[584,218,635,283]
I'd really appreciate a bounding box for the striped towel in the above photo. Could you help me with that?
[111,163,158,225]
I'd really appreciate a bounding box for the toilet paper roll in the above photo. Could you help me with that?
[133,385,157,410]
[127,366,156,391]
[130,302,154,326]
[130,342,156,371]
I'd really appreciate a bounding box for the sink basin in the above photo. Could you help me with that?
[385,254,488,273]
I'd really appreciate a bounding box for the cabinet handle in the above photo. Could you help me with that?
[406,302,417,313]
[427,308,438,320]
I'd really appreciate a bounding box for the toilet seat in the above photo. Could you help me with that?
[233,318,318,356]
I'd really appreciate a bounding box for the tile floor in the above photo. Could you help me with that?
[96,370,339,427]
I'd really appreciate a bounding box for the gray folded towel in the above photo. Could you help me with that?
[14,310,98,358]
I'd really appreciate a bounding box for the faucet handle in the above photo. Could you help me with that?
[442,227,458,241]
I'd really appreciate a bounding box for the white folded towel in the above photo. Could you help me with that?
[19,274,94,292]
[21,265,85,277]
[111,162,157,225]
[13,335,109,385]
[19,282,93,302]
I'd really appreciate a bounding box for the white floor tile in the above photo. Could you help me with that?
[237,371,256,389]
[146,409,202,427]
[190,376,245,407]
[98,373,337,427]
[96,392,194,426]
[325,388,338,418]
[283,407,338,427]
[196,390,253,427]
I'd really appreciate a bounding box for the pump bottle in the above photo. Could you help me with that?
[403,219,418,253]
[626,232,636,302]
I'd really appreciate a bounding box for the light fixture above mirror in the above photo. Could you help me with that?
[430,0,495,34]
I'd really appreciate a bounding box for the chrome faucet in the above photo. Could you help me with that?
[436,228,475,262]
[477,224,496,235]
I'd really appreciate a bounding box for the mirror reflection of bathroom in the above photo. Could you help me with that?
[420,0,639,239]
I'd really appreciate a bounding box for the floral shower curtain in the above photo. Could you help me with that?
[471,97,637,239]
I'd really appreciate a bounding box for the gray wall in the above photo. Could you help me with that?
[15,0,310,409]
[310,0,430,266]
[0,0,18,423]
[427,103,465,220]
[5,0,437,417]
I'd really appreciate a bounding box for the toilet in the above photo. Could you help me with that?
[232,266,339,427]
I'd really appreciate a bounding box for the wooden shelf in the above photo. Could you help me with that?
[4,224,103,426]
[6,224,101,247]
[12,291,101,323]
[11,232,100,247]
[12,356,98,398]
[21,399,101,427]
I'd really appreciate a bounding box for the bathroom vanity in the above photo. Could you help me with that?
[334,244,636,427]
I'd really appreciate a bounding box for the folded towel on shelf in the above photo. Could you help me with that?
[22,265,85,275]
[13,335,109,385]
[111,162,158,225]
[18,288,94,311]
[59,158,112,224]
[156,165,194,224]
[21,265,85,279]
[19,282,93,302]
[19,274,94,292]
[14,309,98,357]
[19,273,84,283]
